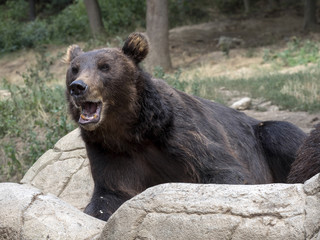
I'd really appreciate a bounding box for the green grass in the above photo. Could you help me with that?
[0,49,75,182]
[263,38,320,67]
[159,67,320,113]
[214,72,320,112]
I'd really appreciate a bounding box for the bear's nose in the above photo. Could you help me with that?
[70,80,88,97]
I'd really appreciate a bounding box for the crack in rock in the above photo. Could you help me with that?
[20,192,43,237]
[54,146,85,153]
[26,151,63,183]
[57,156,86,197]
[228,220,241,240]
[127,204,302,220]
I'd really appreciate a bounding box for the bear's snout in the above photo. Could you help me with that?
[70,80,88,97]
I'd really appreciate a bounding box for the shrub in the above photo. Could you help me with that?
[169,0,211,27]
[2,0,29,21]
[0,0,87,53]
[214,0,243,14]
[0,0,50,52]
[20,20,50,48]
[0,49,75,182]
[99,0,145,35]
[263,38,320,67]
[48,0,89,42]
[0,19,23,52]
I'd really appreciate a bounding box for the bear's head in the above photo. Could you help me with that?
[65,32,149,131]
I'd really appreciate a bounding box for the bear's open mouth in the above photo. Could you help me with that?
[78,101,102,125]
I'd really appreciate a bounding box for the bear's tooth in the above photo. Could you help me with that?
[80,114,87,120]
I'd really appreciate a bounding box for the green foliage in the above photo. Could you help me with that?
[0,0,51,52]
[21,20,49,48]
[168,0,211,27]
[99,0,145,35]
[0,0,146,53]
[214,0,243,14]
[220,71,320,112]
[39,0,74,16]
[0,20,22,52]
[0,0,217,54]
[0,1,88,53]
[153,66,166,79]
[263,38,320,67]
[3,19,49,51]
[0,49,75,181]
[1,0,29,21]
[168,71,189,92]
[48,0,89,42]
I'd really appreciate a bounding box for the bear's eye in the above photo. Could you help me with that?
[99,64,110,72]
[71,66,79,75]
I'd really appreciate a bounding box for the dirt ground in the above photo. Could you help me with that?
[168,11,320,133]
[1,10,320,133]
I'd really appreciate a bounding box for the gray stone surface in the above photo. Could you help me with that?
[21,128,93,210]
[100,174,320,240]
[230,97,252,110]
[0,182,105,240]
[7,128,320,239]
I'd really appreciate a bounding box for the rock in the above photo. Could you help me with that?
[0,182,105,240]
[11,128,320,239]
[217,36,244,49]
[269,105,280,112]
[230,97,252,110]
[0,89,11,100]
[21,128,94,211]
[100,173,320,240]
[216,36,244,56]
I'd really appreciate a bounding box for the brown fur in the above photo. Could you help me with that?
[287,124,320,183]
[122,32,149,63]
[63,45,83,63]
[65,32,306,221]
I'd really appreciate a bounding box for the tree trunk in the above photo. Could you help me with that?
[243,0,250,14]
[29,0,36,21]
[84,0,106,38]
[145,0,172,72]
[303,0,318,31]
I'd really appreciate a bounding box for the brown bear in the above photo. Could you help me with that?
[64,32,306,221]
[287,124,320,183]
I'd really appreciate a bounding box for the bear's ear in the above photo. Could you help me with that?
[122,32,149,64]
[63,45,83,63]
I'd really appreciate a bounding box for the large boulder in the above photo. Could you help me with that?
[1,128,317,239]
[101,174,320,240]
[0,183,104,240]
[21,128,94,210]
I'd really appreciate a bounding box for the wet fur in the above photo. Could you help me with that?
[65,33,306,221]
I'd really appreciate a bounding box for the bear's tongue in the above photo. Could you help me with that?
[79,102,101,124]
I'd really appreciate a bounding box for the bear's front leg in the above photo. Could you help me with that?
[84,186,129,221]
